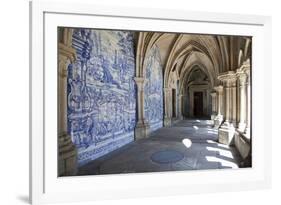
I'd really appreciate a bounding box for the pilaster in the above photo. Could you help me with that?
[58,28,77,176]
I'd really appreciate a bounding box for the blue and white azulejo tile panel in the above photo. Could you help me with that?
[67,29,136,166]
[144,45,164,132]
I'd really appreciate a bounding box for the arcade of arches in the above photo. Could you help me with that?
[58,28,252,176]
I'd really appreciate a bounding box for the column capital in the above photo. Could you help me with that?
[237,72,247,85]
[163,87,172,92]
[59,43,77,79]
[237,60,250,75]
[218,71,237,85]
[214,85,223,93]
[210,91,217,97]
[134,77,145,83]
[59,43,76,63]
[134,77,146,91]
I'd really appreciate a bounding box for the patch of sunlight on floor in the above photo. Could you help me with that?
[196,119,201,122]
[216,143,230,149]
[207,130,217,134]
[205,156,238,168]
[193,126,199,130]
[206,140,217,144]
[206,146,234,159]
[182,138,192,148]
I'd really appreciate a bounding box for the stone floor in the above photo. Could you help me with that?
[78,119,242,176]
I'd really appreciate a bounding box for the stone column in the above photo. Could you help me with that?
[189,89,194,118]
[213,85,223,128]
[210,91,217,120]
[237,72,247,131]
[58,28,78,176]
[164,87,172,126]
[245,69,251,136]
[134,77,150,139]
[217,71,236,145]
[230,79,237,127]
[182,94,188,118]
[178,94,184,120]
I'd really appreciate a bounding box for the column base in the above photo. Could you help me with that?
[218,122,235,145]
[135,121,150,140]
[164,117,172,127]
[214,114,223,128]
[58,133,77,176]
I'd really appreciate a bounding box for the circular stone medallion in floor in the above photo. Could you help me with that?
[150,150,184,164]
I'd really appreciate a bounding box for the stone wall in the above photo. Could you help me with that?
[67,29,136,166]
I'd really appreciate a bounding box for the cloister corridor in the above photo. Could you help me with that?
[78,119,241,175]
[58,28,252,176]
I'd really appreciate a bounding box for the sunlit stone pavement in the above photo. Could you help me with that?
[78,119,242,175]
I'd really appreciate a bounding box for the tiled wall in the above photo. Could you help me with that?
[67,29,136,166]
[144,45,164,132]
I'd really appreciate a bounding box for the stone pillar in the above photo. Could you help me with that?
[189,90,194,118]
[210,91,217,120]
[178,94,184,120]
[237,72,247,131]
[218,72,236,145]
[213,85,223,128]
[164,87,172,126]
[245,69,251,136]
[134,77,150,139]
[58,28,78,176]
[230,78,237,127]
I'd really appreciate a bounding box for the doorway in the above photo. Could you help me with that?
[193,92,203,117]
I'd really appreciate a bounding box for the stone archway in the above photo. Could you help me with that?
[183,66,212,119]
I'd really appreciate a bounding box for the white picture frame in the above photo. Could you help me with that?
[30,0,272,204]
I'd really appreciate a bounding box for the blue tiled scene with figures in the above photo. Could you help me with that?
[58,27,252,176]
